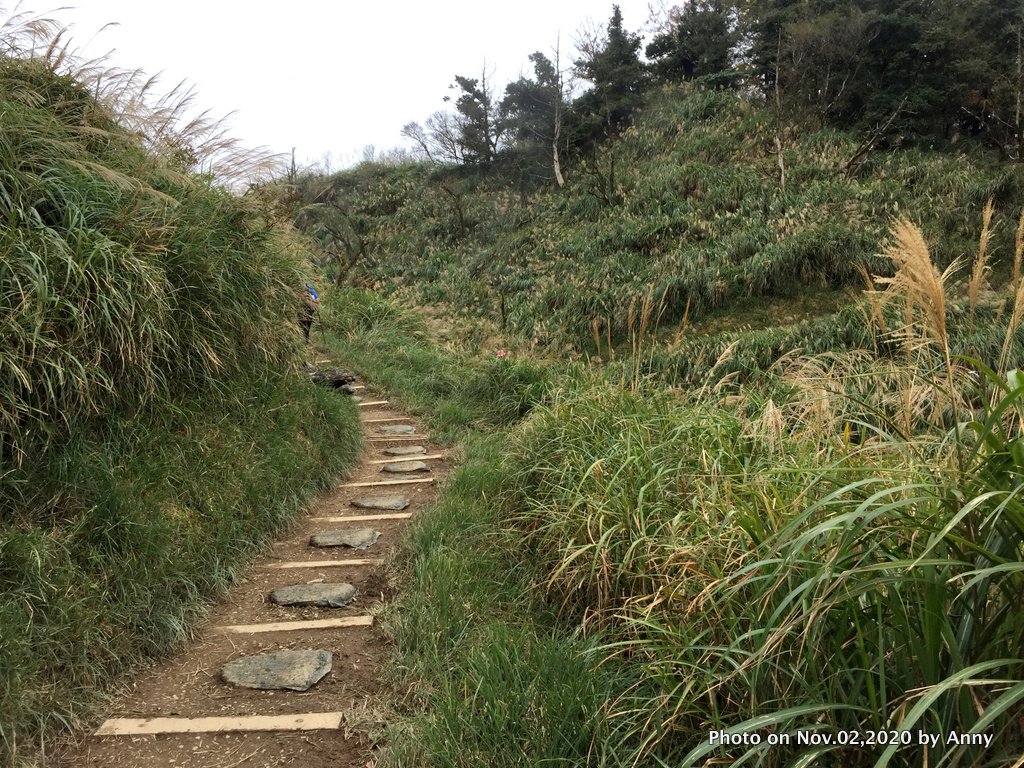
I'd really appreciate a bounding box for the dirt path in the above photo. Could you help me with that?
[54,381,446,768]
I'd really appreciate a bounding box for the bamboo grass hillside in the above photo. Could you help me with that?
[0,17,360,765]
[290,85,1024,357]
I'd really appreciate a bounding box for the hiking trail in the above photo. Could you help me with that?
[55,380,447,768]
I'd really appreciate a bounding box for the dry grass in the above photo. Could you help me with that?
[0,4,283,187]
[869,217,965,426]
[1014,209,1024,293]
[968,197,995,311]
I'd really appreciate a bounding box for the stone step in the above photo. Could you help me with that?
[382,445,427,457]
[351,494,410,510]
[378,424,415,435]
[381,460,430,473]
[221,649,332,691]
[95,712,345,736]
[268,583,357,608]
[218,616,373,634]
[310,528,379,549]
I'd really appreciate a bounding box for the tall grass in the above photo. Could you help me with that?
[319,288,558,438]
[492,217,1024,766]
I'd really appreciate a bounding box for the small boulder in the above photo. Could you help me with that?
[378,424,415,435]
[351,495,410,510]
[383,446,427,457]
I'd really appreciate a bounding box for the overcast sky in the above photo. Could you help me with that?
[9,1,662,169]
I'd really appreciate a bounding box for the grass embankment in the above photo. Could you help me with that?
[0,51,361,764]
[326,239,1023,766]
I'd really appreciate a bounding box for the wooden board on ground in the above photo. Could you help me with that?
[312,513,413,523]
[361,417,408,423]
[95,712,344,736]
[357,400,389,408]
[368,454,444,464]
[218,616,373,634]
[341,478,434,488]
[266,558,384,570]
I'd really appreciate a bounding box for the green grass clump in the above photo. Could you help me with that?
[498,373,1024,766]
[364,214,1024,766]
[320,288,559,438]
[381,433,627,768]
[0,375,361,762]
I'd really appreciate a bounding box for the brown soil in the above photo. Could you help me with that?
[51,386,447,768]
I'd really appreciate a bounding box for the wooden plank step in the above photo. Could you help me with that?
[95,712,344,736]
[367,436,425,442]
[341,478,434,488]
[312,513,413,523]
[219,616,373,634]
[362,417,408,423]
[358,400,389,408]
[368,454,444,464]
[265,558,384,570]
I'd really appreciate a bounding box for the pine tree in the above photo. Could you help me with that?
[646,0,736,83]
[570,5,647,151]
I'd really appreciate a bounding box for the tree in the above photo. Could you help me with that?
[402,111,466,164]
[294,173,374,286]
[500,49,569,186]
[740,0,1024,148]
[569,5,647,151]
[446,67,504,165]
[646,0,737,83]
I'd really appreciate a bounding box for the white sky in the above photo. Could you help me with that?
[9,1,661,169]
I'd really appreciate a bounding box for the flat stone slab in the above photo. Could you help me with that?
[382,460,430,473]
[383,445,427,456]
[310,528,380,549]
[378,424,415,435]
[268,583,357,608]
[351,495,410,510]
[221,650,332,691]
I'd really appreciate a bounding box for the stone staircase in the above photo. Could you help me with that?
[56,384,445,768]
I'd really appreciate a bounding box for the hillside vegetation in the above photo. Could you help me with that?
[285,6,1024,765]
[0,21,360,765]
[295,84,1024,363]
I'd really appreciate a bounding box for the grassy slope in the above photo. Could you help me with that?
[301,84,1024,357]
[0,56,362,763]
